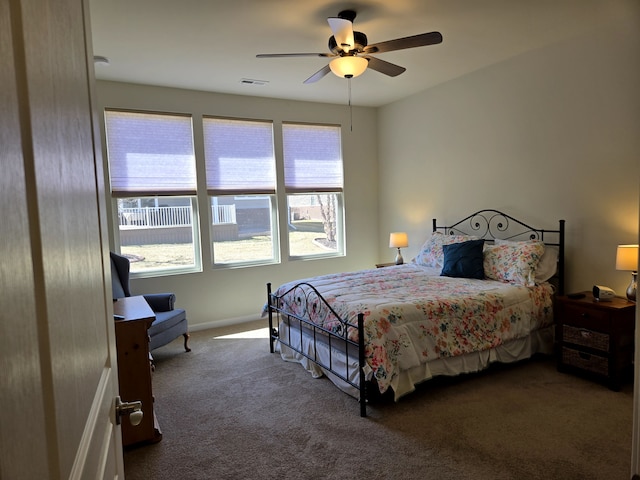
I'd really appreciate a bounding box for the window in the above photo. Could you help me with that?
[104,110,200,275]
[282,123,344,258]
[203,117,278,266]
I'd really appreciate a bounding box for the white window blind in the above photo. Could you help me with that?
[203,117,276,195]
[282,123,343,193]
[105,110,197,197]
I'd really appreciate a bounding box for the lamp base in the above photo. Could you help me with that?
[395,249,404,265]
[626,271,637,301]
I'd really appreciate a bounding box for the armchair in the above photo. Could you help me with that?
[110,252,190,352]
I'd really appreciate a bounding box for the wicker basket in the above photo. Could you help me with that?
[562,325,609,352]
[562,347,609,376]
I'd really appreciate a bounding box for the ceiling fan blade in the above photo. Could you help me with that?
[257,53,333,58]
[327,17,355,52]
[364,31,443,54]
[303,64,332,84]
[363,56,406,77]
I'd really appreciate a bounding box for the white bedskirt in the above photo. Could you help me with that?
[276,321,554,401]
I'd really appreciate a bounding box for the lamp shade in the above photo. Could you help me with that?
[616,244,639,271]
[329,56,368,78]
[389,232,408,249]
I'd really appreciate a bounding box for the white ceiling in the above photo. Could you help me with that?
[89,0,619,107]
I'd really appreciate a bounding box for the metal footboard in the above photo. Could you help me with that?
[267,282,367,417]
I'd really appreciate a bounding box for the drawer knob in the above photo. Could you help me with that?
[580,330,592,339]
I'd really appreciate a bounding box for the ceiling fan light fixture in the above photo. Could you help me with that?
[329,56,368,79]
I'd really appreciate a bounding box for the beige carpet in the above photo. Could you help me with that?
[123,321,633,480]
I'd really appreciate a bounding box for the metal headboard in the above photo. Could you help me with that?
[432,209,565,295]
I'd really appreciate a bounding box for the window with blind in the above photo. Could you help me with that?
[203,117,278,265]
[104,109,201,275]
[282,123,345,258]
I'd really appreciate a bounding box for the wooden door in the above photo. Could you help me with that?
[0,0,124,478]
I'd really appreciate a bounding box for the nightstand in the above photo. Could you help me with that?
[375,262,397,268]
[555,292,636,390]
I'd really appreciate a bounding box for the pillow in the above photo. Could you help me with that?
[483,241,545,287]
[412,232,479,268]
[441,239,486,279]
[494,238,558,282]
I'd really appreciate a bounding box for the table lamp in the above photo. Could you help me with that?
[389,232,408,265]
[616,244,638,301]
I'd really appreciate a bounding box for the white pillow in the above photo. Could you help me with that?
[494,238,558,283]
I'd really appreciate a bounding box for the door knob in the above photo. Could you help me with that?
[115,396,143,426]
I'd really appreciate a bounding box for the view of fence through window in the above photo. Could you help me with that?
[117,197,197,272]
[118,195,338,271]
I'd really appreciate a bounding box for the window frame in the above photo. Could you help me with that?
[282,122,346,261]
[103,109,349,274]
[104,109,202,277]
[202,116,280,268]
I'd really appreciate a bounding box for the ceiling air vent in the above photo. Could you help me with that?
[240,78,269,86]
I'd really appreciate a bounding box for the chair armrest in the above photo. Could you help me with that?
[143,293,176,312]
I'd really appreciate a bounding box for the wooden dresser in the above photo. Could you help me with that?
[114,296,162,446]
[555,292,635,390]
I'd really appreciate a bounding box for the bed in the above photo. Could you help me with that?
[266,209,565,416]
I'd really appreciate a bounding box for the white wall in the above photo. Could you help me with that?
[377,5,640,296]
[96,82,379,329]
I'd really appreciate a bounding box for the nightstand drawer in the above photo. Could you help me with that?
[561,347,609,376]
[562,324,609,352]
[562,303,610,329]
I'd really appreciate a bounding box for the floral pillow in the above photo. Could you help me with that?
[494,238,558,282]
[483,241,545,287]
[412,232,479,268]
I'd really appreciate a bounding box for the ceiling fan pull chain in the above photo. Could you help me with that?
[348,77,353,132]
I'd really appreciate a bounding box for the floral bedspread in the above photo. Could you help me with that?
[272,264,554,395]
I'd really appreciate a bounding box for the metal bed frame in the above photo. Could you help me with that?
[267,209,565,417]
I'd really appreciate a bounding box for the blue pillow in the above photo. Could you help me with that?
[441,239,485,279]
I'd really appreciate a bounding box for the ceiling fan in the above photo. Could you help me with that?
[256,10,443,84]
